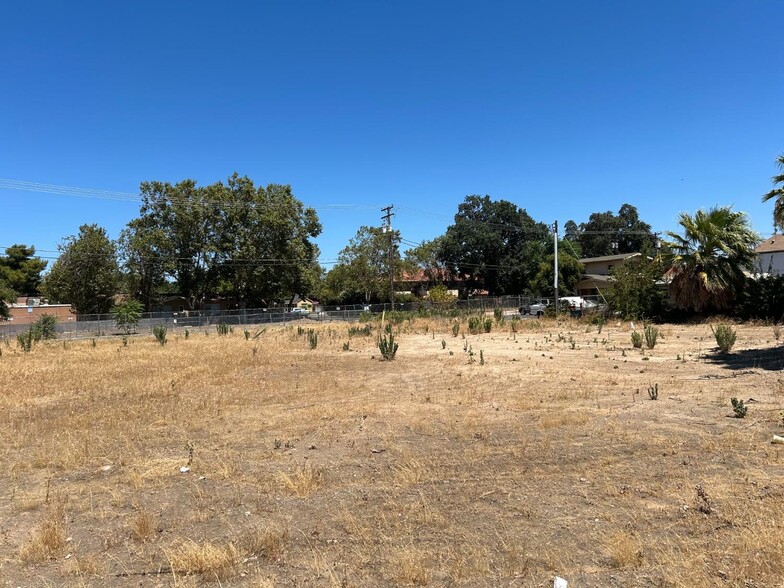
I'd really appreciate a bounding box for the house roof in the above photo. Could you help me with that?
[400,269,464,282]
[574,274,614,288]
[755,234,784,254]
[579,252,641,264]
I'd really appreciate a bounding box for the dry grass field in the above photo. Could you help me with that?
[1,316,783,587]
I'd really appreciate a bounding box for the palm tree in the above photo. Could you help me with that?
[761,154,784,231]
[663,207,759,312]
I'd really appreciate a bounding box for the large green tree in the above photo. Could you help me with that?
[326,226,401,303]
[0,281,15,318]
[403,237,451,285]
[118,216,171,311]
[214,176,322,307]
[133,173,321,310]
[439,195,549,295]
[761,154,784,231]
[530,251,585,296]
[570,204,654,258]
[41,224,120,315]
[0,244,47,296]
[663,207,759,313]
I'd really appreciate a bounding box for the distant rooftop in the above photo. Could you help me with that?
[755,234,784,254]
[579,252,641,264]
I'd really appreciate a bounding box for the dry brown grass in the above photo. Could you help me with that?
[1,318,783,585]
[18,501,67,563]
[129,507,156,542]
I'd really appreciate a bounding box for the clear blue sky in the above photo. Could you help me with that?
[1,0,782,267]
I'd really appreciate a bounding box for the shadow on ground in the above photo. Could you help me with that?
[706,345,784,371]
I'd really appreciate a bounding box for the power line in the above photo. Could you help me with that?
[0,178,382,213]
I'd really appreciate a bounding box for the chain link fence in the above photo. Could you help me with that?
[0,295,604,340]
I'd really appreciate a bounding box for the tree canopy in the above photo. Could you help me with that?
[439,195,549,295]
[0,244,47,296]
[663,207,759,313]
[41,224,120,315]
[0,281,15,318]
[607,256,665,320]
[130,173,322,310]
[761,154,784,231]
[325,226,401,303]
[530,251,584,297]
[569,204,653,258]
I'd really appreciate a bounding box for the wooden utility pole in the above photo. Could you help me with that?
[381,205,395,308]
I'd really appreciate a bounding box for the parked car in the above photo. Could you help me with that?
[290,307,310,315]
[520,299,550,317]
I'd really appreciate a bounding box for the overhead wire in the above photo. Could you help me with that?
[0,178,382,213]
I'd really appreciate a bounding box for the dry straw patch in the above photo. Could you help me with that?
[18,501,67,563]
[0,319,783,585]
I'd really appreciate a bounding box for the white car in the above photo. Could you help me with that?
[290,307,310,315]
[559,296,598,310]
[520,300,550,317]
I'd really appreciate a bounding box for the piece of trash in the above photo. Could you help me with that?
[198,476,206,480]
[554,577,568,588]
[100,465,113,472]
[772,434,784,445]
[371,448,385,454]
[179,466,190,473]
[64,554,72,560]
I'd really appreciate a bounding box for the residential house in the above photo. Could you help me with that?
[573,253,643,297]
[754,234,784,275]
[397,269,463,298]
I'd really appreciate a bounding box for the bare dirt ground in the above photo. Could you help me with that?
[1,317,783,587]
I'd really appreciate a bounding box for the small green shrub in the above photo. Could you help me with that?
[441,339,446,350]
[596,316,605,334]
[631,331,643,349]
[244,329,250,340]
[112,300,143,335]
[17,329,33,352]
[308,329,318,349]
[452,322,460,337]
[153,324,167,346]
[467,316,482,335]
[342,341,350,351]
[479,350,485,365]
[216,323,230,336]
[31,314,57,341]
[711,324,737,353]
[493,307,503,323]
[378,332,398,360]
[647,383,658,400]
[348,324,372,337]
[184,328,190,339]
[731,397,747,418]
[483,318,493,333]
[644,324,659,349]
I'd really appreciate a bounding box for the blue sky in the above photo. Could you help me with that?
[1,0,782,267]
